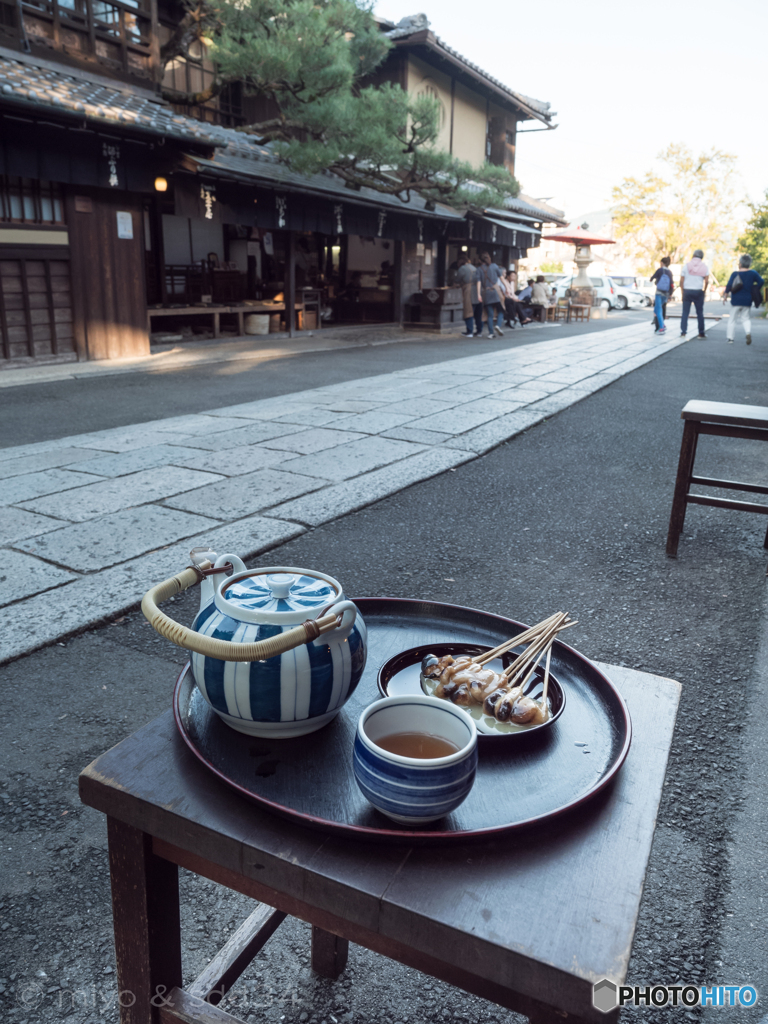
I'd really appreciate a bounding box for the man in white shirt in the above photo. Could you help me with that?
[680,249,710,338]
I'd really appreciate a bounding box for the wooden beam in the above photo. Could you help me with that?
[188,905,286,1005]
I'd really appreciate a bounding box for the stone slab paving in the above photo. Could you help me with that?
[0,323,684,663]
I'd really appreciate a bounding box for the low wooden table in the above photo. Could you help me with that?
[79,662,679,1024]
[147,304,305,339]
[666,399,768,557]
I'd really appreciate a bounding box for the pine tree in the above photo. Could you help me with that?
[161,0,520,206]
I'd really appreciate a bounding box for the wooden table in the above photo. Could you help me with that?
[79,662,679,1024]
[666,399,768,558]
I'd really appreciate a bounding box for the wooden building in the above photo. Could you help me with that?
[0,3,565,365]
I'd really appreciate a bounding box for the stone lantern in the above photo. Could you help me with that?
[541,226,615,308]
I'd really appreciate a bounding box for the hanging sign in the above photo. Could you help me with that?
[102,143,120,188]
[199,184,217,220]
[276,195,287,228]
[263,232,274,255]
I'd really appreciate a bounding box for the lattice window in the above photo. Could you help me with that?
[0,178,65,225]
[416,80,446,128]
[163,38,244,127]
[20,0,153,76]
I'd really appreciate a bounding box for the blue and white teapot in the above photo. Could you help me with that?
[143,552,367,738]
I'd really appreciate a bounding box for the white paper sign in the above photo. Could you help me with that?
[263,232,274,256]
[116,211,133,239]
[246,241,260,256]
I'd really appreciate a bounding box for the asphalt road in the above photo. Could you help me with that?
[2,304,766,1024]
[0,310,653,448]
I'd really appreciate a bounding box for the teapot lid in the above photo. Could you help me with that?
[218,566,342,624]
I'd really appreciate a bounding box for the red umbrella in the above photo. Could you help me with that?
[542,227,615,246]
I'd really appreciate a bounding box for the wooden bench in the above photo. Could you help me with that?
[666,400,768,558]
[147,304,304,339]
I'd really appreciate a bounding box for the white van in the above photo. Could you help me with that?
[554,275,620,309]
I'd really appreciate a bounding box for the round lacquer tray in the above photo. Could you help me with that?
[173,597,631,843]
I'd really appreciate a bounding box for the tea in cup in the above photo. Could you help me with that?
[353,695,478,824]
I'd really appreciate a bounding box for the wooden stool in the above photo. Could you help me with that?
[567,304,590,323]
[666,400,768,558]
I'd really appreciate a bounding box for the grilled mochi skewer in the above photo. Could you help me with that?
[421,611,574,724]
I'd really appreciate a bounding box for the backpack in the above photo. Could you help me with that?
[656,270,671,293]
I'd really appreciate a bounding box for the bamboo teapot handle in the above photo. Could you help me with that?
[141,562,351,662]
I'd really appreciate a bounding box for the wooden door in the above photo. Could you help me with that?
[65,189,149,360]
[0,252,76,362]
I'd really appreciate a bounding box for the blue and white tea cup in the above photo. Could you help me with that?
[353,695,478,824]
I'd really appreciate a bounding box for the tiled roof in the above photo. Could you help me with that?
[189,150,466,219]
[0,51,256,153]
[0,51,560,223]
[385,16,554,123]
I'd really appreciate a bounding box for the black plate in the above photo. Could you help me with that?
[174,597,631,843]
[378,642,565,738]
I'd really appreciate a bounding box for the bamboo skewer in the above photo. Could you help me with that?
[540,646,552,709]
[501,612,568,684]
[473,613,562,666]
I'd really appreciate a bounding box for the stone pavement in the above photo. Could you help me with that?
[0,322,684,663]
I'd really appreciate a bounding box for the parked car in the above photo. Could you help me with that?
[611,275,653,306]
[553,275,620,309]
[609,279,647,310]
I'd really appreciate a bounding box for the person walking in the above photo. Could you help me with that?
[456,255,480,338]
[650,256,674,334]
[724,254,765,345]
[478,251,505,338]
[680,249,710,338]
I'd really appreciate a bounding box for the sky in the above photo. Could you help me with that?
[374,0,768,225]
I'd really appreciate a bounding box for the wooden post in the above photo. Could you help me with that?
[286,230,296,337]
[393,239,404,325]
[437,242,447,287]
[150,195,167,307]
[107,818,182,1024]
[246,254,257,299]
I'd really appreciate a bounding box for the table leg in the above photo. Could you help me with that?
[311,926,348,978]
[237,311,244,336]
[666,420,699,558]
[107,817,182,1024]
[214,313,220,339]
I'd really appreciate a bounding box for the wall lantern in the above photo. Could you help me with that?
[460,245,468,252]
[154,177,168,192]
